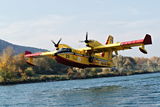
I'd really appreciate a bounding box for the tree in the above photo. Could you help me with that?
[33,57,68,75]
[0,47,18,81]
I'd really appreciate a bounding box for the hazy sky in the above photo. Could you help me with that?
[0,0,159,57]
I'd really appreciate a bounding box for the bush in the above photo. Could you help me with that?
[24,67,35,77]
[33,57,68,75]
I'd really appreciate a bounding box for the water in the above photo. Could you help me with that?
[0,73,160,107]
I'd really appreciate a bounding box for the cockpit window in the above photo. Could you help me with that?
[58,48,72,53]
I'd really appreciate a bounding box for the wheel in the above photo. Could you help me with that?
[88,56,94,63]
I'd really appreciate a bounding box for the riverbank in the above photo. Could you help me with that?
[0,70,159,85]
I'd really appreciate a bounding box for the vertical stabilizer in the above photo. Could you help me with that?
[106,35,113,44]
[102,35,114,60]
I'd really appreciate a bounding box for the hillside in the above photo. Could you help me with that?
[0,39,47,54]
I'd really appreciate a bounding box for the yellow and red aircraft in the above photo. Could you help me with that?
[24,33,152,68]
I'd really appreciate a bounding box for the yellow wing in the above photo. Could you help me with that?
[83,34,152,54]
[86,40,103,47]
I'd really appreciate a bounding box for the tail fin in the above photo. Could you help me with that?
[25,51,32,55]
[143,34,152,45]
[101,35,114,60]
[106,35,114,44]
[139,34,152,54]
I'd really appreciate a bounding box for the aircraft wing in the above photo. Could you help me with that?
[24,51,56,58]
[24,51,57,65]
[84,34,152,54]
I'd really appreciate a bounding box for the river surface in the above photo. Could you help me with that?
[0,73,160,107]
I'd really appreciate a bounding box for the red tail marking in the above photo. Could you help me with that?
[144,34,152,45]
[24,51,42,57]
[25,51,32,55]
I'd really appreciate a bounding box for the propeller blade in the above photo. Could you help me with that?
[51,40,56,45]
[51,38,62,48]
[57,38,62,45]
[79,32,92,44]
[86,32,88,41]
[85,32,90,43]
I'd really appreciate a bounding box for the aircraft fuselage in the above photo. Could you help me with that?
[54,48,112,68]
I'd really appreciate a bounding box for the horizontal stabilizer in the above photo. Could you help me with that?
[139,47,147,54]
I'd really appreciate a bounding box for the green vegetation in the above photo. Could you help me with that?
[0,47,160,85]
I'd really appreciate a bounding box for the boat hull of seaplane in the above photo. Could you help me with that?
[54,52,112,68]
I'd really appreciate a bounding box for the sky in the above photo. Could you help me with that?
[0,0,159,57]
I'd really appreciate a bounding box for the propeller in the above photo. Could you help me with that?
[80,32,92,43]
[51,38,62,50]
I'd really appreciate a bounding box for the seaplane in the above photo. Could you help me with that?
[24,33,152,68]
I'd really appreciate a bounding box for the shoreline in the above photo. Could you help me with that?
[0,71,160,85]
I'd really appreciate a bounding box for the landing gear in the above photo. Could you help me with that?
[111,67,118,72]
[88,56,94,63]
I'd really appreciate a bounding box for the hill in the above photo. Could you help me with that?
[0,39,47,54]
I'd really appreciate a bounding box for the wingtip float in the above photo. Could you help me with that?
[24,33,152,68]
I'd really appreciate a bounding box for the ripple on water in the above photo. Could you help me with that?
[0,73,160,107]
